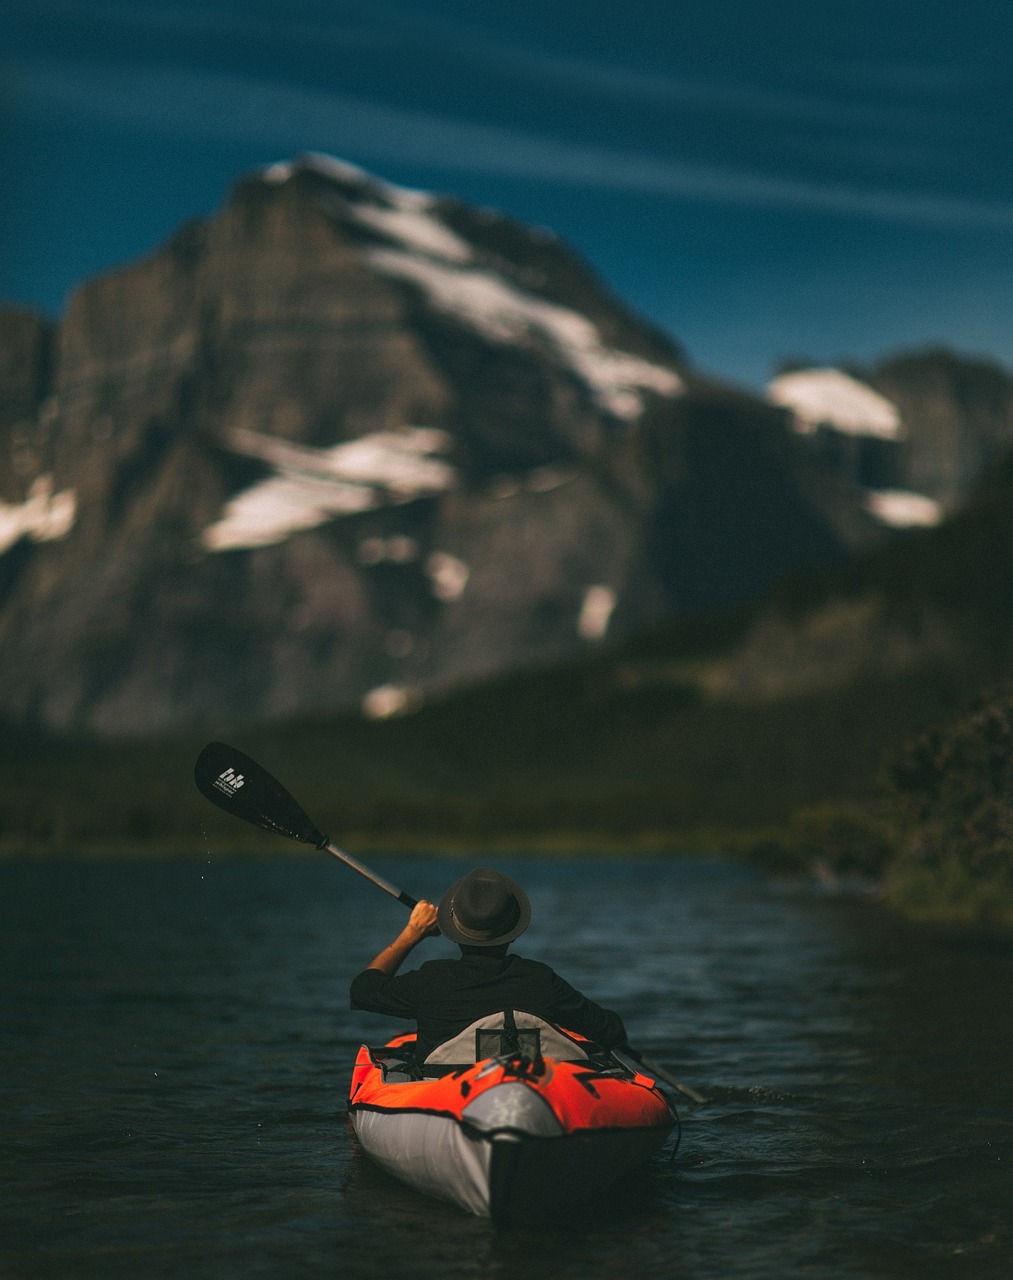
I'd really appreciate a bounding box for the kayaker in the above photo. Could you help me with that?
[350,867,628,1066]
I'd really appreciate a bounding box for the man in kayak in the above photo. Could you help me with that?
[350,867,628,1065]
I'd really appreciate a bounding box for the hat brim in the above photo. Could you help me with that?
[437,871,531,946]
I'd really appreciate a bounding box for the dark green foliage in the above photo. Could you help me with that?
[0,661,962,857]
[744,805,897,880]
[882,684,1013,924]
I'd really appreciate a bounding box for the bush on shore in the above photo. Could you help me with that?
[880,683,1013,926]
[743,804,897,882]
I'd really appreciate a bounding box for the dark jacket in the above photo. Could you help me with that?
[350,946,627,1063]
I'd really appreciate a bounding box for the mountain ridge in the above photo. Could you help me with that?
[2,155,1011,740]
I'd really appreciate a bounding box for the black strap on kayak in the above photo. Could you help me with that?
[502,1008,520,1055]
[474,1009,543,1065]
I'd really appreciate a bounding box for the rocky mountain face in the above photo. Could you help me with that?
[865,349,1013,508]
[0,155,998,739]
[0,308,53,434]
[767,351,1013,528]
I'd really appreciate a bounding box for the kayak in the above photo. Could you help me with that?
[347,1015,677,1223]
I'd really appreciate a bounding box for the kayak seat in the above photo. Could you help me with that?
[422,1010,590,1073]
[378,1060,416,1084]
[366,1046,420,1083]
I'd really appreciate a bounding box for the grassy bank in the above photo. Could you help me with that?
[0,658,981,859]
[5,593,1013,927]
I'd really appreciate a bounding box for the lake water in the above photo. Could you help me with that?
[2,854,1011,1279]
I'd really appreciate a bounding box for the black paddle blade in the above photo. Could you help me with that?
[194,742,325,847]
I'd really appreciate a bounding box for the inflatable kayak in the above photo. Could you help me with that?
[347,1013,677,1222]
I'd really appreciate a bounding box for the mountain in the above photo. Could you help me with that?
[766,349,1013,528]
[0,154,856,739]
[865,348,1013,508]
[1,155,1006,741]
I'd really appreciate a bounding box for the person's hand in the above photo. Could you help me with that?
[363,901,440,976]
[406,900,440,941]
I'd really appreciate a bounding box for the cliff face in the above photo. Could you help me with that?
[0,156,888,737]
[767,351,1013,546]
[867,349,1013,509]
[0,308,53,439]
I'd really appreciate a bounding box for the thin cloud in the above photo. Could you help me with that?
[11,57,1013,234]
[5,0,425,53]
[3,4,980,151]
[473,41,962,138]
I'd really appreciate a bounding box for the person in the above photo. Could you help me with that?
[350,867,628,1066]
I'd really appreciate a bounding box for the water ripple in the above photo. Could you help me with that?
[2,855,1012,1279]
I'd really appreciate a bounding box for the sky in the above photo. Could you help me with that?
[2,0,1012,389]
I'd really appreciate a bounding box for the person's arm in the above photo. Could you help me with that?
[548,971,628,1050]
[363,900,439,976]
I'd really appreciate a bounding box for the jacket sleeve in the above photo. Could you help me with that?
[547,972,628,1050]
[349,967,419,1019]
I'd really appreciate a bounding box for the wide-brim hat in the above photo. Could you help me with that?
[438,868,531,946]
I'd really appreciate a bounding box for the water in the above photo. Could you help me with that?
[2,854,1011,1279]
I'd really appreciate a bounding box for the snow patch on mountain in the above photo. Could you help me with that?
[426,551,469,602]
[266,152,473,261]
[863,489,942,527]
[366,247,683,420]
[202,426,455,552]
[263,153,424,207]
[0,476,77,555]
[351,200,474,264]
[768,369,902,440]
[578,584,617,640]
[361,683,416,719]
[261,152,682,421]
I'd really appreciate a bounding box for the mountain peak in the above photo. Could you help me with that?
[2,160,1005,738]
[249,152,684,423]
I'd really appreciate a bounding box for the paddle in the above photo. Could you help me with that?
[616,1045,708,1106]
[194,741,707,1104]
[193,741,417,908]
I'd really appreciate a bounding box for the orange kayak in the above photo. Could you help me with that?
[348,1030,677,1222]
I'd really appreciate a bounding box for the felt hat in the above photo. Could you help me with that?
[438,868,531,946]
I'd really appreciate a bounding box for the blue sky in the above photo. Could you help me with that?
[2,0,1011,387]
